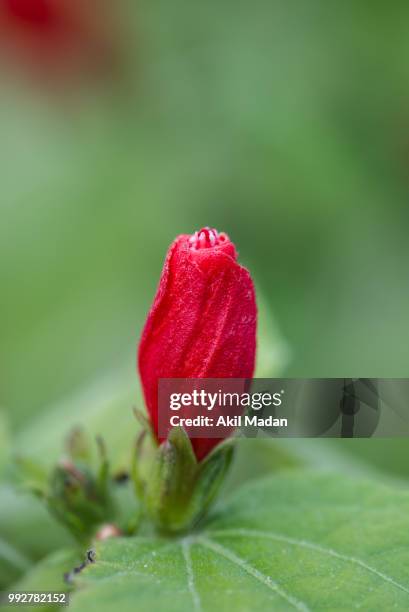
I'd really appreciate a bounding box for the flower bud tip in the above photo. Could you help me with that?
[189,227,228,250]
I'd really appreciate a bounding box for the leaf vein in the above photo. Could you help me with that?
[206,528,409,596]
[181,539,202,612]
[198,536,310,612]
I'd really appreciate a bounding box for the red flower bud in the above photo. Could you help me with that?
[138,228,257,460]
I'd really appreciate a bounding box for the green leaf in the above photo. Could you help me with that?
[65,473,409,611]
[2,549,79,611]
[223,436,386,496]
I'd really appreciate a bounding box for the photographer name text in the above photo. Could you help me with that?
[168,414,288,428]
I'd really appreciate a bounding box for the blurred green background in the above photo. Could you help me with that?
[1,0,409,586]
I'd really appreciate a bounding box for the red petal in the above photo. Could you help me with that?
[138,232,257,460]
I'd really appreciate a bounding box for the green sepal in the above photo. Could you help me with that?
[131,428,157,500]
[190,439,234,521]
[132,426,235,534]
[47,459,115,543]
[66,427,92,465]
[145,428,197,532]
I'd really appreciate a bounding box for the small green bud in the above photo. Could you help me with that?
[16,428,122,544]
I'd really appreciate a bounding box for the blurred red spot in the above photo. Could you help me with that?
[0,0,124,90]
[5,0,57,27]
